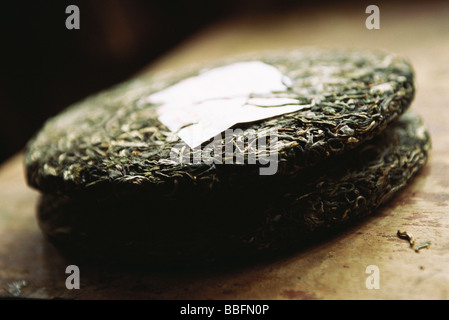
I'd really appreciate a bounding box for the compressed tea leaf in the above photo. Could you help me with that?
[24,49,415,197]
[36,111,430,266]
[24,49,426,266]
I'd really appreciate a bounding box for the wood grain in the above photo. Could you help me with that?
[1,2,448,299]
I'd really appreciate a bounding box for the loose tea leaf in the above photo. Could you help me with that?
[397,230,415,247]
[397,230,432,253]
[414,241,432,253]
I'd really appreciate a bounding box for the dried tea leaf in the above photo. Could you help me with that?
[36,111,430,266]
[25,49,415,196]
[414,241,432,253]
[397,230,415,247]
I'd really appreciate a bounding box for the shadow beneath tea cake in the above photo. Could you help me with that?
[33,188,412,274]
[36,192,325,271]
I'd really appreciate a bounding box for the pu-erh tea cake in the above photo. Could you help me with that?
[24,49,429,265]
[34,111,430,265]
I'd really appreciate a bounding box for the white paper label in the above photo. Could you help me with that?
[147,61,309,148]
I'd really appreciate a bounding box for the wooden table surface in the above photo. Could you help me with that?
[1,2,449,299]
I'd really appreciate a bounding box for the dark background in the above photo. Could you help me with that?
[0,0,396,164]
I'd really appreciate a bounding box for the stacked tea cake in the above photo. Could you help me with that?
[25,50,430,265]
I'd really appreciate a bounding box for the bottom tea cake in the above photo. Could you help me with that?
[36,111,430,266]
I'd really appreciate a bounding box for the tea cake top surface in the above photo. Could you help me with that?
[25,49,415,195]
